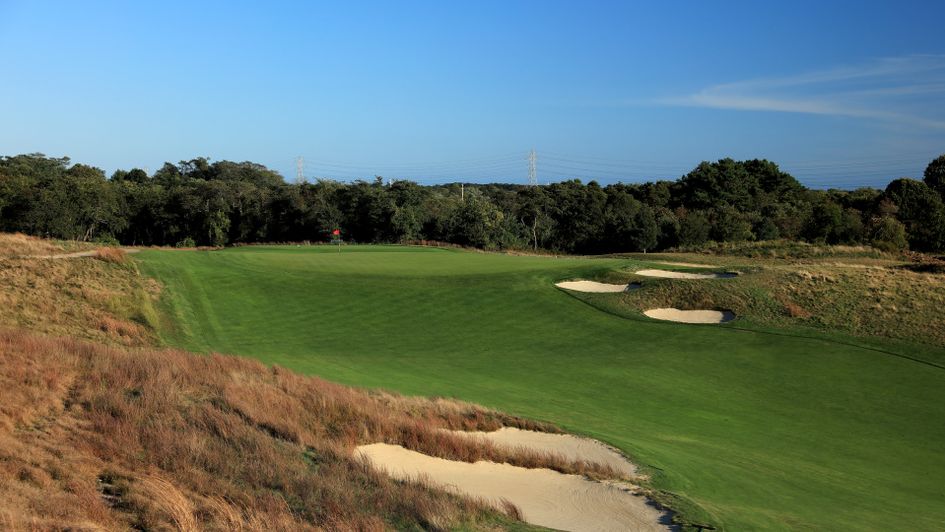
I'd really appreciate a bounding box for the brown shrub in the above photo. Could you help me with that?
[783,301,812,319]
[94,247,127,264]
[98,316,144,341]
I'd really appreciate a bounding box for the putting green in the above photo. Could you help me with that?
[137,245,945,530]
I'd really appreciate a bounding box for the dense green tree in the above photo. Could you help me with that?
[111,168,149,183]
[711,205,754,242]
[678,209,711,247]
[655,209,681,249]
[516,186,553,251]
[869,215,908,252]
[924,154,945,199]
[677,158,801,211]
[884,178,945,251]
[603,188,657,252]
[546,180,606,252]
[804,198,843,243]
[3,153,945,253]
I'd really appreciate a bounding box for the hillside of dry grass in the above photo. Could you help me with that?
[0,232,95,258]
[0,329,579,530]
[0,233,630,530]
[0,234,158,347]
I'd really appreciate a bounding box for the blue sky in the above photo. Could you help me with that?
[1,1,944,188]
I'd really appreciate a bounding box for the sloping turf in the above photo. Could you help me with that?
[137,245,945,530]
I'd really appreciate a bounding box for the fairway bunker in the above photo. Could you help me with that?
[635,269,737,280]
[649,261,714,268]
[644,308,736,324]
[556,280,641,293]
[356,430,671,532]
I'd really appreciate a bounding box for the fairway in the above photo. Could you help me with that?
[138,246,945,530]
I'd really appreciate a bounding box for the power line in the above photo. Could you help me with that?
[283,149,936,190]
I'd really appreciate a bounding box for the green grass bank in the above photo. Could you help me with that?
[137,245,945,530]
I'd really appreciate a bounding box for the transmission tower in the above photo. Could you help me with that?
[527,149,537,186]
[296,156,304,184]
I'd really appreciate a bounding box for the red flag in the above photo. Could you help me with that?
[332,229,340,236]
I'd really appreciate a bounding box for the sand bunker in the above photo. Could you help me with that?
[649,261,713,268]
[555,280,636,293]
[644,308,735,324]
[635,269,736,279]
[355,443,670,532]
[448,427,638,477]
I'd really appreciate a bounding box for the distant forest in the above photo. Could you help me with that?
[2,153,945,253]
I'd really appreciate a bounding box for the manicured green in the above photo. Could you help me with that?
[138,245,945,531]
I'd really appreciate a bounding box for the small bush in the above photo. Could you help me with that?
[175,237,197,248]
[93,234,121,246]
[95,247,127,264]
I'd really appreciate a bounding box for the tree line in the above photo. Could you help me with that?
[1,153,944,253]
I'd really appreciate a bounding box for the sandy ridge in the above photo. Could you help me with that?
[555,280,632,293]
[648,261,713,268]
[635,269,735,280]
[644,308,735,324]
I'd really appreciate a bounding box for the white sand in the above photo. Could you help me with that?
[356,443,669,532]
[555,280,631,293]
[635,269,734,279]
[649,261,713,268]
[643,308,735,324]
[448,427,638,478]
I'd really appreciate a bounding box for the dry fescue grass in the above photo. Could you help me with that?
[674,239,891,260]
[0,232,67,257]
[0,330,618,530]
[0,330,550,530]
[0,235,157,347]
[94,247,128,264]
[613,255,945,346]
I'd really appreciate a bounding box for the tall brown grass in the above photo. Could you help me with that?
[0,329,620,530]
[0,235,157,347]
[94,247,128,264]
[0,232,97,258]
[0,232,65,257]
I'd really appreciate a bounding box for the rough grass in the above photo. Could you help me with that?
[595,257,945,348]
[671,239,892,260]
[94,247,128,264]
[0,232,98,258]
[0,238,159,347]
[0,329,612,530]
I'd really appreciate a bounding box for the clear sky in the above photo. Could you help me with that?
[1,1,944,188]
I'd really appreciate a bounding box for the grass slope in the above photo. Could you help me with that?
[139,245,945,531]
[0,329,553,531]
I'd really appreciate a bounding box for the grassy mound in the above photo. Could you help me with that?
[137,245,945,530]
[606,252,945,349]
[0,239,159,347]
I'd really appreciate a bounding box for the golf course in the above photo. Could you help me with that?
[137,244,945,531]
